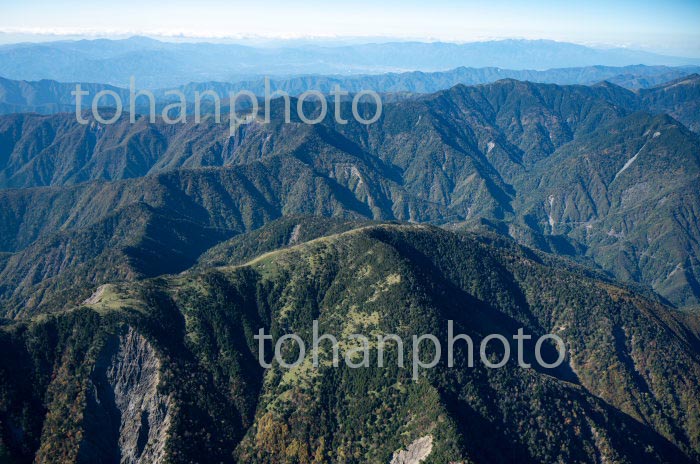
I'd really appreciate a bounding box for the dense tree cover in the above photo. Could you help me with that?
[0,224,698,463]
[1,78,698,316]
[0,76,698,463]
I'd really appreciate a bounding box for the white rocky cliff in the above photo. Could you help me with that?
[78,326,172,463]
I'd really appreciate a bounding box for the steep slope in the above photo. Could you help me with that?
[0,153,414,318]
[195,215,373,268]
[0,203,232,317]
[1,79,699,311]
[512,112,700,306]
[0,76,131,114]
[0,154,405,254]
[640,73,700,133]
[1,224,698,463]
[0,112,232,188]
[349,79,637,168]
[0,78,642,189]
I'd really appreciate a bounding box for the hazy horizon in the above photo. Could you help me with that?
[0,33,698,59]
[2,0,699,57]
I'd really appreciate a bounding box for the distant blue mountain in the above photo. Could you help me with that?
[0,37,698,88]
[3,65,700,123]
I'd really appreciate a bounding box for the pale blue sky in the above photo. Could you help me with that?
[1,0,699,56]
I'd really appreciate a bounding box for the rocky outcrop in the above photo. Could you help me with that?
[390,435,433,464]
[78,326,172,464]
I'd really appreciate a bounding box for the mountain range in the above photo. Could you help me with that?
[1,37,700,88]
[0,76,698,320]
[0,38,699,462]
[1,221,699,462]
[3,64,700,117]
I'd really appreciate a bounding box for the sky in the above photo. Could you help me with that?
[1,0,699,57]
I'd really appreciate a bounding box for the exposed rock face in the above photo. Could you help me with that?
[390,435,433,464]
[82,284,108,305]
[288,224,302,245]
[78,326,172,464]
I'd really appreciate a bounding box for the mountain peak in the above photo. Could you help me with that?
[122,35,163,44]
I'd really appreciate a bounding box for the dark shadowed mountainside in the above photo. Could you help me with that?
[0,224,698,463]
[0,79,698,314]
